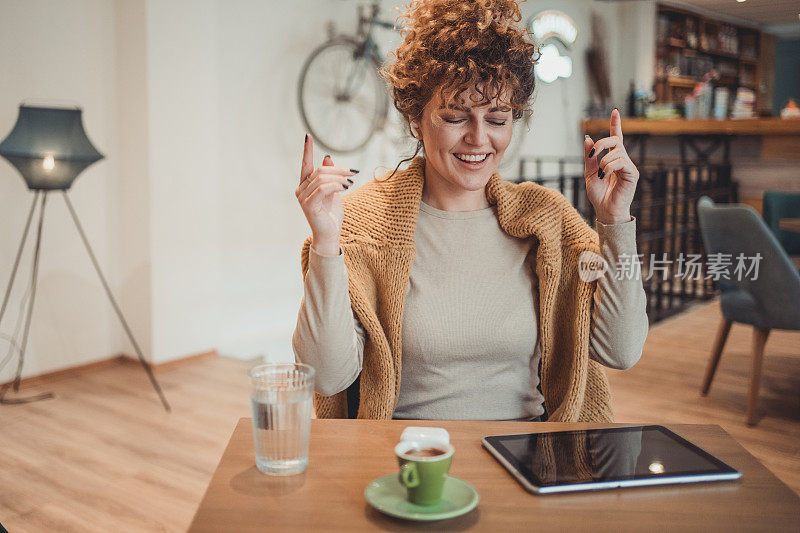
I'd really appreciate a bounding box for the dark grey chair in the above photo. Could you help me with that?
[696,196,800,426]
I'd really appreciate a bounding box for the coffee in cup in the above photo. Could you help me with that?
[404,447,447,458]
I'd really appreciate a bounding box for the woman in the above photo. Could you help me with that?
[293,0,647,421]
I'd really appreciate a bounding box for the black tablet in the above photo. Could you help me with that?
[482,425,741,494]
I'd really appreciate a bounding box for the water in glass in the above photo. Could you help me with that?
[249,363,314,475]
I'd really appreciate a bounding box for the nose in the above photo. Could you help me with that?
[464,119,488,147]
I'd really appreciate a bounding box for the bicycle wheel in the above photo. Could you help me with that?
[298,37,388,154]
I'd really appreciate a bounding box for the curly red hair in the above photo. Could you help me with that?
[382,0,539,128]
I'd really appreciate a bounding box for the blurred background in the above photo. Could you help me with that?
[1,1,799,530]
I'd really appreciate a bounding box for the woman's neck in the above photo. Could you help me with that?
[421,160,491,212]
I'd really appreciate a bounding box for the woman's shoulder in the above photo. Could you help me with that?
[493,177,568,203]
[339,161,425,244]
[488,176,573,216]
[489,177,596,246]
[342,159,424,206]
[341,171,417,212]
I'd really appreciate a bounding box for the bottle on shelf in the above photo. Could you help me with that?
[684,94,696,119]
[627,81,636,117]
[713,87,729,119]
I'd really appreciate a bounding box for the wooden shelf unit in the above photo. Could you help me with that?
[655,4,762,111]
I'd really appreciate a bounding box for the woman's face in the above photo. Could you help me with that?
[419,86,514,195]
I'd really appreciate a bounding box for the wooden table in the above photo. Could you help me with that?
[779,218,800,233]
[189,419,800,531]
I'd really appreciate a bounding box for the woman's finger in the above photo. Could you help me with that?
[610,108,623,140]
[588,135,622,157]
[584,135,598,175]
[598,154,625,180]
[300,134,314,184]
[601,158,624,177]
[602,158,638,183]
[297,165,358,196]
[598,147,626,171]
[297,173,352,204]
[298,173,352,204]
[301,181,348,212]
[584,135,596,160]
[308,166,359,177]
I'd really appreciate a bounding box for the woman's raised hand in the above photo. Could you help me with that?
[583,109,640,225]
[295,135,358,256]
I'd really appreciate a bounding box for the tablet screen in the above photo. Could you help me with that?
[483,425,739,488]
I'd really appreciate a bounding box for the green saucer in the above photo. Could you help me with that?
[364,474,479,521]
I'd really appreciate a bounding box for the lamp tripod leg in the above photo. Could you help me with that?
[0,192,53,404]
[61,192,171,412]
[0,191,40,329]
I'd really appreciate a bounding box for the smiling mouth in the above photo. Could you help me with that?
[453,153,489,163]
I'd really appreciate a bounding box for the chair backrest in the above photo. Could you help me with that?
[763,190,800,255]
[697,196,800,330]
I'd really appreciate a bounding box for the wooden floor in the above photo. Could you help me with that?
[1,300,799,532]
[0,356,254,532]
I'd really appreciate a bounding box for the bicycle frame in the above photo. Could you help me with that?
[340,4,394,100]
[356,2,395,63]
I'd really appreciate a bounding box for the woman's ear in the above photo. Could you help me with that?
[410,122,421,140]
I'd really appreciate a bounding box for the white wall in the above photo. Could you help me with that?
[0,0,118,381]
[145,0,222,362]
[114,0,153,362]
[625,1,657,98]
[0,0,660,380]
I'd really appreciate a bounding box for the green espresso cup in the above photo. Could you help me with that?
[394,441,455,506]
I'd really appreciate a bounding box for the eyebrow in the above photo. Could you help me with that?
[443,105,512,112]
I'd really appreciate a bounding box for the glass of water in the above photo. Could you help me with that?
[248,363,315,475]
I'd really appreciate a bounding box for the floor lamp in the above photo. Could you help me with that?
[0,104,170,411]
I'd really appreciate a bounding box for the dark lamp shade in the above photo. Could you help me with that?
[0,105,104,190]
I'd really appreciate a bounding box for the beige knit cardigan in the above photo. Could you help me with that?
[299,157,614,422]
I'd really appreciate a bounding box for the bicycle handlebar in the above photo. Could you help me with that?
[359,16,396,30]
[358,2,396,34]
[372,20,396,30]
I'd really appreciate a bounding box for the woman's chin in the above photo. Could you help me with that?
[450,165,499,190]
[448,177,492,194]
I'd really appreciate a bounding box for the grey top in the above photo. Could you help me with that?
[293,200,649,420]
